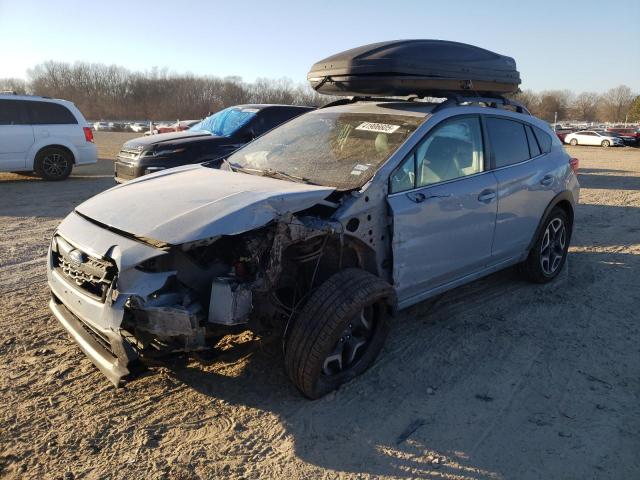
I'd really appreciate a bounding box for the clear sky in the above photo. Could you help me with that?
[0,0,638,93]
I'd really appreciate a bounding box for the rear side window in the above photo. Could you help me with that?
[525,125,541,157]
[27,101,77,125]
[486,117,529,168]
[0,100,28,125]
[533,126,552,153]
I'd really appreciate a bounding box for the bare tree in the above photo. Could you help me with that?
[572,92,600,121]
[628,96,640,122]
[536,90,573,122]
[599,85,635,122]
[0,78,28,94]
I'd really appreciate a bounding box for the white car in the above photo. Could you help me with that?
[564,130,624,147]
[0,93,97,180]
[128,122,148,133]
[93,121,110,131]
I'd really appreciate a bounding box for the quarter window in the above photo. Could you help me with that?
[533,126,552,153]
[525,125,541,157]
[486,117,530,168]
[27,101,77,125]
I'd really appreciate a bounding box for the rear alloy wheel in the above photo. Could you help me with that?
[284,268,394,399]
[601,140,610,148]
[520,207,571,283]
[35,148,73,181]
[569,138,578,146]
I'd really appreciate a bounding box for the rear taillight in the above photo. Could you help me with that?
[569,157,579,173]
[83,127,94,143]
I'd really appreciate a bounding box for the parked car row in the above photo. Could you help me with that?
[556,127,639,147]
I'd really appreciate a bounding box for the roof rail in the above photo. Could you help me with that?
[432,93,531,115]
[0,90,18,95]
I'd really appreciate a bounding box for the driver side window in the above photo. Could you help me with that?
[389,116,484,193]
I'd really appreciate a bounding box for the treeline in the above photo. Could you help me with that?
[1,61,638,123]
[0,61,332,120]
[510,86,639,123]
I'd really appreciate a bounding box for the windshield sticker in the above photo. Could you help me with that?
[352,163,371,172]
[356,122,400,134]
[350,169,363,176]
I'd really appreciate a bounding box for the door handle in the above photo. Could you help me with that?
[540,175,554,186]
[477,189,496,203]
[407,192,451,203]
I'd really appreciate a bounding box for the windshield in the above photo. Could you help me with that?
[225,110,425,190]
[190,107,257,136]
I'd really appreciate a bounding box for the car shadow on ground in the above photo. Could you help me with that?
[170,268,526,479]
[577,170,640,190]
[158,243,640,479]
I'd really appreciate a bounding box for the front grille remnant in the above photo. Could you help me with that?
[52,236,117,302]
[117,147,142,161]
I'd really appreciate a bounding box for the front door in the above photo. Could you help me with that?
[387,115,498,305]
[0,99,33,170]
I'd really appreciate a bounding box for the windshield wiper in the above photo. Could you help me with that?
[223,159,313,184]
[260,168,313,184]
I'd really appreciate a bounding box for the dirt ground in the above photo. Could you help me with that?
[1,136,639,479]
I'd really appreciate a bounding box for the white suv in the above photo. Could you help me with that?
[0,93,97,180]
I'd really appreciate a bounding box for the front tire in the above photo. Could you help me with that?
[601,140,610,148]
[35,147,73,181]
[569,138,578,146]
[520,207,571,283]
[284,268,394,399]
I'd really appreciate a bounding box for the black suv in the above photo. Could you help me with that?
[114,104,314,182]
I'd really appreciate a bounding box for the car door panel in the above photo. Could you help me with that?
[0,100,34,170]
[491,156,557,262]
[389,171,498,303]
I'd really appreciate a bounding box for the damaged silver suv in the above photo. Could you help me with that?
[47,41,579,398]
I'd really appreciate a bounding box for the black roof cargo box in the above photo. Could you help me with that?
[308,40,521,97]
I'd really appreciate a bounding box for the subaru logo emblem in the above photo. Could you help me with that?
[68,249,86,265]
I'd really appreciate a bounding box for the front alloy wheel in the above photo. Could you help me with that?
[284,268,394,399]
[322,307,375,376]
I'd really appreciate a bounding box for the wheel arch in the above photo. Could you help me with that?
[29,142,77,169]
[527,191,575,252]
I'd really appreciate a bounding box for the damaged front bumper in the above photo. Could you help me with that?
[49,294,133,386]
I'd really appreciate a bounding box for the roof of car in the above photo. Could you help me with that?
[319,100,437,117]
[0,93,71,104]
[236,104,315,111]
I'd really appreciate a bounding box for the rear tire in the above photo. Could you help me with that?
[520,207,571,283]
[284,268,394,399]
[35,147,73,181]
[569,138,578,146]
[601,140,610,148]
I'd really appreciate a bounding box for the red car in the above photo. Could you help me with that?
[148,120,200,135]
[554,129,574,143]
[606,127,640,146]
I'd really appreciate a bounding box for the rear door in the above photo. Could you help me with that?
[486,117,557,263]
[388,115,498,304]
[0,99,34,170]
[26,100,81,148]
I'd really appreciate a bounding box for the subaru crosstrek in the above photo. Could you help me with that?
[47,96,579,398]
